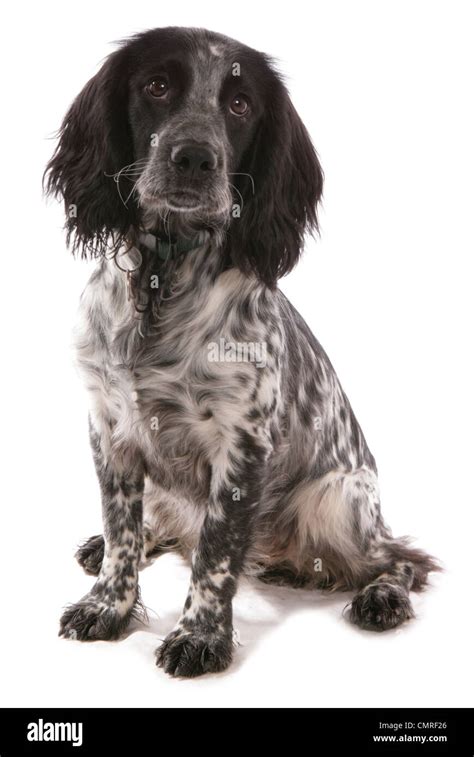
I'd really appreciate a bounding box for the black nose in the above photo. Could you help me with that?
[170,143,218,177]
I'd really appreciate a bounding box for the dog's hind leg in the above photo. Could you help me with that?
[75,529,179,576]
[292,467,439,631]
[349,558,416,631]
[348,536,440,631]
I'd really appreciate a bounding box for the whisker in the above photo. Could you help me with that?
[104,158,149,180]
[227,172,255,195]
[124,178,140,206]
[116,173,143,182]
[106,157,152,208]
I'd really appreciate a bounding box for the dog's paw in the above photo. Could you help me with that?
[59,594,132,641]
[75,535,104,576]
[155,627,233,678]
[349,582,415,631]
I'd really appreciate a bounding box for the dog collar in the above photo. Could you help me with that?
[138,231,207,261]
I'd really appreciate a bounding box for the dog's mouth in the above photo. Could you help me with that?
[140,188,231,219]
[140,189,207,213]
[137,167,233,220]
[162,190,204,211]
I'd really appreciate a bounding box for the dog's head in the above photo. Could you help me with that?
[45,27,323,286]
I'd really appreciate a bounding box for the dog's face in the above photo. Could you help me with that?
[129,32,266,223]
[45,27,323,286]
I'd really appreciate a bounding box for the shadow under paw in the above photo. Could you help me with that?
[349,582,415,632]
[155,628,233,678]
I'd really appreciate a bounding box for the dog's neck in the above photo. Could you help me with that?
[115,225,228,315]
[138,207,228,260]
[138,229,209,262]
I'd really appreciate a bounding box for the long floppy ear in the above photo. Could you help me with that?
[44,48,136,256]
[228,79,323,287]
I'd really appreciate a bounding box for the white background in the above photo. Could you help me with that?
[1,0,473,708]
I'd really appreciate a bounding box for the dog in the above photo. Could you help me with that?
[45,26,438,677]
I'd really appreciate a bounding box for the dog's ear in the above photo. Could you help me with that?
[228,80,323,287]
[44,49,136,256]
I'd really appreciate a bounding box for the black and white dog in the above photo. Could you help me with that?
[45,27,438,677]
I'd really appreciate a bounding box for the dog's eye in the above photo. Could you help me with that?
[147,77,169,99]
[230,95,249,117]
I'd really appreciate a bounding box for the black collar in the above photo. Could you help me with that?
[138,231,207,261]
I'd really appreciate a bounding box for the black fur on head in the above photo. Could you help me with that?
[227,83,324,287]
[44,27,324,286]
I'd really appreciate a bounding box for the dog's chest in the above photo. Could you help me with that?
[75,257,270,498]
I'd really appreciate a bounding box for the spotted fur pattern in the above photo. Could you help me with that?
[45,27,438,677]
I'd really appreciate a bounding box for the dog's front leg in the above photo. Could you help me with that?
[59,422,144,641]
[156,436,268,677]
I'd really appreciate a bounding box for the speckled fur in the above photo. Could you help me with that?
[46,27,438,677]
